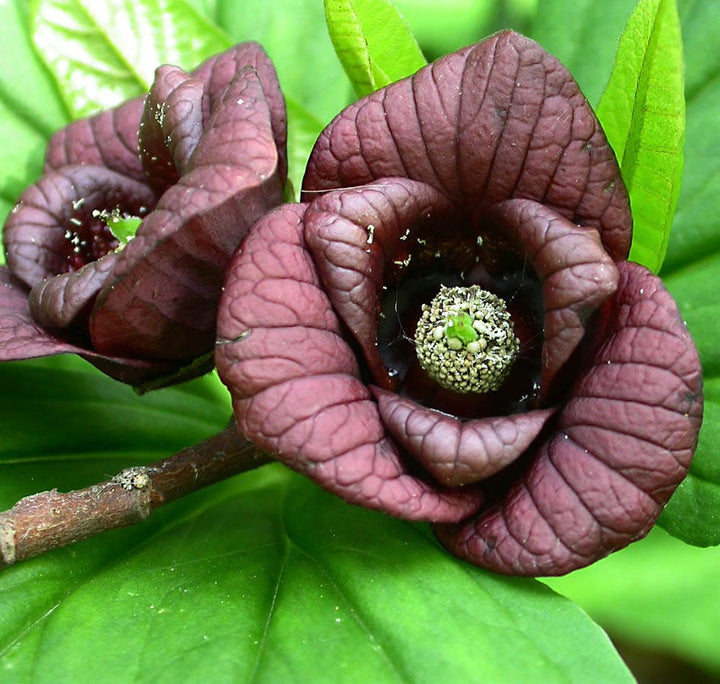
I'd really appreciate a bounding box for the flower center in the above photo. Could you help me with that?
[92,208,142,245]
[414,285,519,394]
[59,207,144,273]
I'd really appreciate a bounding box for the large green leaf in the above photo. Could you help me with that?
[324,0,427,97]
[0,360,631,682]
[596,0,685,274]
[644,0,720,544]
[661,0,720,272]
[31,0,230,118]
[544,526,720,676]
[0,358,229,489]
[0,0,69,230]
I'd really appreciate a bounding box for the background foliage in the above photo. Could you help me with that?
[1,0,719,681]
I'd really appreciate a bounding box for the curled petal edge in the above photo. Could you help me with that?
[374,386,556,487]
[216,203,481,522]
[433,261,703,576]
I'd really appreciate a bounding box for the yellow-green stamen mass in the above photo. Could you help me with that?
[414,285,519,394]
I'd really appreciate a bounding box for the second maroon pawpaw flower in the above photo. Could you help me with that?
[0,42,286,386]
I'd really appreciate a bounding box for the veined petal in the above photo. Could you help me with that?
[484,198,619,393]
[216,204,480,521]
[3,165,156,288]
[303,30,631,261]
[304,177,455,388]
[434,262,703,575]
[375,387,556,486]
[90,65,285,362]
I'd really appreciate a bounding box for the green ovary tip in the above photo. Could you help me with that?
[445,312,479,345]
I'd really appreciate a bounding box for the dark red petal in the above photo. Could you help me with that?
[216,204,480,521]
[0,266,173,382]
[139,65,204,192]
[193,42,288,184]
[3,165,156,288]
[90,66,285,362]
[375,387,556,486]
[45,97,147,182]
[303,30,631,260]
[44,42,288,188]
[484,198,619,392]
[433,262,703,576]
[0,266,84,359]
[303,177,454,388]
[28,253,118,329]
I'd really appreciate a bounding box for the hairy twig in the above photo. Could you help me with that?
[0,423,273,569]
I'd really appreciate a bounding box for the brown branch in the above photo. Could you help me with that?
[0,423,274,568]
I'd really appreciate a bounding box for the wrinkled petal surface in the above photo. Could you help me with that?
[303,30,631,261]
[139,65,205,192]
[91,66,284,361]
[484,198,619,393]
[45,97,146,181]
[45,42,287,181]
[0,266,84,359]
[215,30,702,578]
[434,262,703,575]
[0,266,172,383]
[192,42,288,182]
[375,387,556,487]
[4,166,155,289]
[216,204,480,521]
[1,42,287,384]
[304,177,456,388]
[28,253,119,330]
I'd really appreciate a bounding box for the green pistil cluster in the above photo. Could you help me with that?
[414,285,519,394]
[92,208,142,245]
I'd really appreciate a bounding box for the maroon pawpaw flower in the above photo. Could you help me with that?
[0,42,287,386]
[215,31,703,575]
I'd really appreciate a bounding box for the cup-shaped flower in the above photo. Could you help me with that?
[216,31,703,575]
[0,42,287,386]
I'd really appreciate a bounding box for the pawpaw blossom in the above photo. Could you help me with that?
[0,42,287,387]
[216,31,703,576]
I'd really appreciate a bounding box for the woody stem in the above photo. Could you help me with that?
[0,422,273,569]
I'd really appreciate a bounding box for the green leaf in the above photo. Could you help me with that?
[531,0,637,105]
[544,526,720,676]
[0,0,69,230]
[0,424,632,681]
[324,0,427,97]
[0,358,230,489]
[661,0,720,272]
[30,0,231,118]
[596,0,685,274]
[647,2,720,546]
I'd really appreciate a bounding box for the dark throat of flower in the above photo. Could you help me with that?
[376,262,544,420]
[59,203,147,274]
